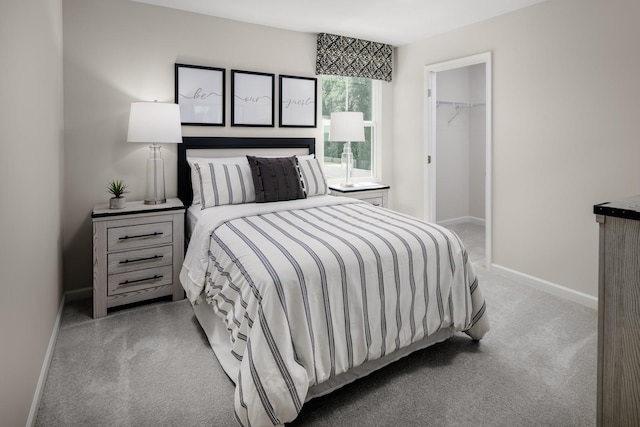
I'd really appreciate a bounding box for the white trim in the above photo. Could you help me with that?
[492,264,598,309]
[424,51,493,271]
[437,216,485,227]
[371,79,382,183]
[27,293,66,427]
[424,70,437,222]
[65,287,92,302]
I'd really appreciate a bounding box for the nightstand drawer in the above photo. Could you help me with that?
[107,265,173,295]
[107,245,173,275]
[360,196,384,206]
[107,221,173,251]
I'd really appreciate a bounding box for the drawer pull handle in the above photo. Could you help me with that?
[119,231,163,240]
[119,255,163,264]
[118,274,163,286]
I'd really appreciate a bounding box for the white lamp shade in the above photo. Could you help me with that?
[127,102,182,144]
[329,111,365,142]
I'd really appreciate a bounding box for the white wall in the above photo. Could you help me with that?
[393,0,640,298]
[468,64,486,219]
[62,0,394,292]
[436,67,471,221]
[0,0,64,424]
[435,64,485,223]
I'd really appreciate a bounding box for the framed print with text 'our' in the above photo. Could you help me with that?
[231,70,274,127]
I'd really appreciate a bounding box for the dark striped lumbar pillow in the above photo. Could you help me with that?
[247,156,306,203]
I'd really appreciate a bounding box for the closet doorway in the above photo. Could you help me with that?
[423,52,492,268]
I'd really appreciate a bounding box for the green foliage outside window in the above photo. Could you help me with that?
[322,76,374,172]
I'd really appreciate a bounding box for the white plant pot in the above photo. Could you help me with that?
[109,197,126,209]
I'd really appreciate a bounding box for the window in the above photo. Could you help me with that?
[321,75,381,182]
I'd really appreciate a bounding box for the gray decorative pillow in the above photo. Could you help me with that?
[246,156,306,203]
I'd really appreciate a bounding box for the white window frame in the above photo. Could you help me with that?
[321,76,382,184]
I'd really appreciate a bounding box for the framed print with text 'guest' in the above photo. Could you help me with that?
[279,75,317,128]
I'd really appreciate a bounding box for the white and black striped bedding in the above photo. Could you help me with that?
[180,196,489,426]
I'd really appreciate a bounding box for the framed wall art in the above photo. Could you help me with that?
[279,75,317,128]
[231,70,274,127]
[175,63,225,126]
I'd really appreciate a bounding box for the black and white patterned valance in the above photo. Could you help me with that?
[315,33,393,82]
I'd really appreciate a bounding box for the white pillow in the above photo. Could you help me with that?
[187,155,315,204]
[188,157,249,205]
[192,162,256,209]
[297,157,328,197]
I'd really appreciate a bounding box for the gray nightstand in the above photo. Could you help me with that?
[329,182,390,208]
[91,198,185,318]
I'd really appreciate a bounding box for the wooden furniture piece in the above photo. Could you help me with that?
[329,182,390,208]
[92,198,185,318]
[594,196,640,426]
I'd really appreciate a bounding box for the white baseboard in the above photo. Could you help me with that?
[437,216,486,227]
[27,293,66,427]
[65,287,92,302]
[492,264,597,309]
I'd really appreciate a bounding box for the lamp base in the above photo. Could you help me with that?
[144,199,167,205]
[341,141,354,187]
[145,144,166,205]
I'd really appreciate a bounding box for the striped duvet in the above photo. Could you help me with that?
[180,196,489,426]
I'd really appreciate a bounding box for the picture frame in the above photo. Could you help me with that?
[231,70,274,127]
[175,63,225,126]
[279,75,317,128]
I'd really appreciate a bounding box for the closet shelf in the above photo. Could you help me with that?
[436,100,486,124]
[436,100,486,108]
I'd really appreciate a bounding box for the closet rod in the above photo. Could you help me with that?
[436,100,486,108]
[436,100,486,125]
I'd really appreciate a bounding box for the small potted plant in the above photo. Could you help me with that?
[107,179,128,209]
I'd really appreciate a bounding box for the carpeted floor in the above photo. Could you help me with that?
[35,222,597,426]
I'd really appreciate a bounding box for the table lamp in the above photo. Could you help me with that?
[126,101,182,204]
[329,111,365,187]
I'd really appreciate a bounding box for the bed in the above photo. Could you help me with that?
[177,137,489,426]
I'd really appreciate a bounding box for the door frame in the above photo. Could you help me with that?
[423,51,493,268]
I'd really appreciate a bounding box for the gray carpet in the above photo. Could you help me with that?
[36,223,597,426]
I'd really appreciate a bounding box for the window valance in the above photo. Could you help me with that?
[315,33,393,82]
